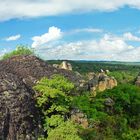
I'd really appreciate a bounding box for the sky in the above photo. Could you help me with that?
[1,0,140,61]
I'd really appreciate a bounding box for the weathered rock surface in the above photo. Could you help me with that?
[88,72,117,93]
[0,72,39,140]
[0,55,81,87]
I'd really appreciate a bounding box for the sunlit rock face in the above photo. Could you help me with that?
[53,61,73,71]
[87,72,117,93]
[59,61,73,71]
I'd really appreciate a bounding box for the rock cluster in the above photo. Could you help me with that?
[87,72,117,93]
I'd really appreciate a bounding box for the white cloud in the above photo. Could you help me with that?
[5,34,21,41]
[31,26,62,48]
[1,0,140,21]
[123,32,140,41]
[0,48,9,58]
[72,28,103,33]
[35,33,140,61]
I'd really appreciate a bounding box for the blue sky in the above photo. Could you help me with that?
[1,1,140,61]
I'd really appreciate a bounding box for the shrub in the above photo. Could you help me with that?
[2,45,34,60]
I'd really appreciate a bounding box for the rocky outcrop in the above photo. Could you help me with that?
[53,61,72,71]
[59,61,72,71]
[88,72,117,93]
[0,55,81,87]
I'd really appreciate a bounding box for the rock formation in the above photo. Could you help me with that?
[53,61,72,71]
[87,72,117,93]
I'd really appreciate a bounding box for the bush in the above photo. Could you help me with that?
[2,45,34,60]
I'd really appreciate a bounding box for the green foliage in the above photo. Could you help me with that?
[73,85,140,139]
[34,75,74,117]
[34,75,82,139]
[38,121,82,140]
[122,129,140,140]
[109,71,138,84]
[44,115,64,131]
[47,121,82,140]
[2,45,34,60]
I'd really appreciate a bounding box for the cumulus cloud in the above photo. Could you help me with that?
[1,0,140,21]
[35,33,140,61]
[5,34,21,41]
[123,32,140,41]
[31,26,62,48]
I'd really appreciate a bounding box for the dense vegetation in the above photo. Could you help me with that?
[34,75,140,140]
[73,84,140,139]
[34,75,81,140]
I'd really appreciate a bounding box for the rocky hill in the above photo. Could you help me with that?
[0,55,117,140]
[0,55,83,140]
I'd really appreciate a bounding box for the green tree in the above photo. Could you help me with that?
[34,75,81,139]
